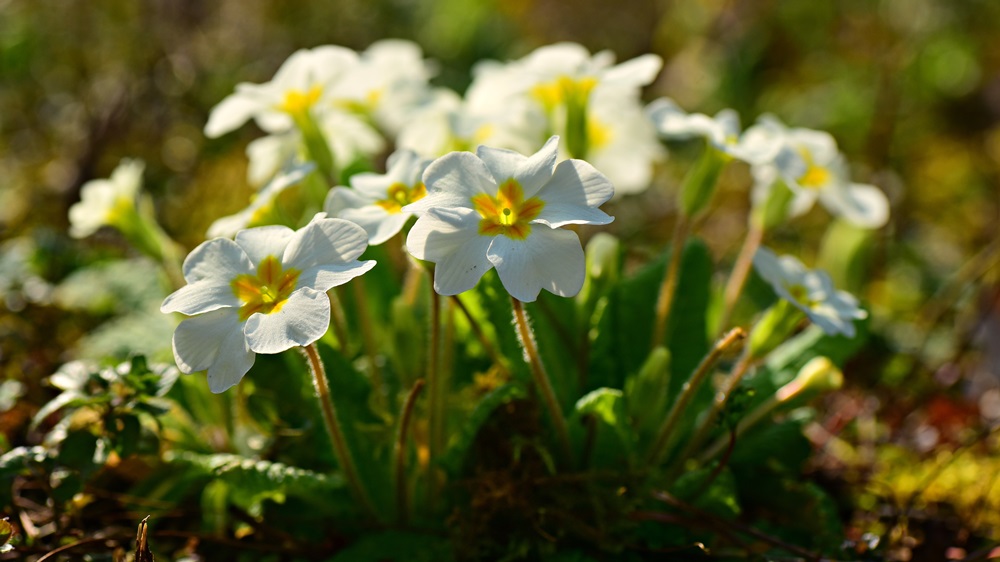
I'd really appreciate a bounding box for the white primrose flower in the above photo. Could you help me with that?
[69,159,145,238]
[570,89,664,196]
[646,98,781,165]
[403,136,614,302]
[750,116,889,228]
[464,43,663,196]
[161,218,376,393]
[753,247,867,338]
[324,149,433,245]
[207,163,315,239]
[204,46,359,138]
[328,39,436,136]
[466,42,663,108]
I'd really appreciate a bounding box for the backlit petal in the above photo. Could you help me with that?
[243,287,330,354]
[488,226,585,302]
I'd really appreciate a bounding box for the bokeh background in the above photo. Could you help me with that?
[2,0,1000,551]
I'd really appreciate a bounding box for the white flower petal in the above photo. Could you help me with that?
[405,207,482,261]
[487,226,585,302]
[235,225,296,264]
[181,238,254,283]
[298,260,377,293]
[243,288,330,354]
[820,183,890,229]
[476,136,558,197]
[283,218,369,270]
[204,91,263,138]
[172,309,254,393]
[533,159,614,227]
[405,151,496,214]
[600,53,662,89]
[161,279,240,315]
[325,186,376,214]
[344,173,392,200]
[432,235,494,296]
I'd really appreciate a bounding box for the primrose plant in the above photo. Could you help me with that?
[24,38,895,559]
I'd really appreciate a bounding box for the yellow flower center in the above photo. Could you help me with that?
[530,76,598,111]
[231,256,302,321]
[276,85,323,117]
[471,178,545,240]
[797,149,830,189]
[587,116,612,151]
[105,196,135,226]
[376,182,427,214]
[785,283,818,309]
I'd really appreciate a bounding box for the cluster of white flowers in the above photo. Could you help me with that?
[63,40,892,392]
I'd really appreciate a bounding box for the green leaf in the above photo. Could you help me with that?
[167,451,345,516]
[30,389,93,430]
[440,383,526,475]
[56,430,100,471]
[671,465,741,519]
[570,388,633,468]
[588,239,712,396]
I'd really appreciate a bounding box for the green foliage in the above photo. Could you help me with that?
[167,451,346,517]
[440,382,527,475]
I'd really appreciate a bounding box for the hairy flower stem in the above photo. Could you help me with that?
[351,278,385,409]
[511,297,574,468]
[718,222,765,333]
[652,215,691,349]
[646,328,746,466]
[394,379,425,525]
[303,343,378,520]
[451,294,509,378]
[666,346,756,482]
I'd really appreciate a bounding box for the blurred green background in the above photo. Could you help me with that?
[2,0,1000,544]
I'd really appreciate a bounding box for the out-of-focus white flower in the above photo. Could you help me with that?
[204,46,358,138]
[324,150,432,245]
[749,116,889,228]
[69,159,145,239]
[205,40,433,139]
[207,163,315,238]
[161,217,375,392]
[329,39,436,136]
[646,98,781,165]
[462,43,663,196]
[403,136,614,302]
[573,89,664,196]
[753,247,866,338]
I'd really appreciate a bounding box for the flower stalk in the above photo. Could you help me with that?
[511,297,574,468]
[394,379,425,525]
[303,343,379,520]
[646,328,746,466]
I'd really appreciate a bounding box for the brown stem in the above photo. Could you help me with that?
[666,348,755,482]
[651,215,690,349]
[303,343,379,520]
[394,379,425,525]
[718,221,765,333]
[646,328,746,466]
[511,297,574,468]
